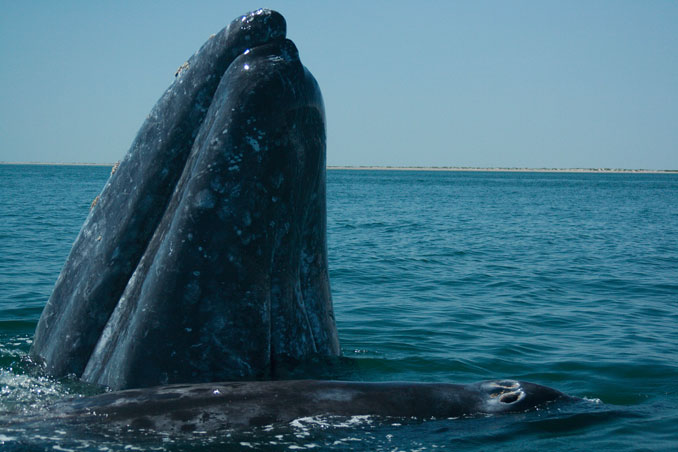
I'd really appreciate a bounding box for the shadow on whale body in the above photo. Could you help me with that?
[27,8,572,428]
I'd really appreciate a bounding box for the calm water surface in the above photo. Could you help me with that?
[0,164,677,451]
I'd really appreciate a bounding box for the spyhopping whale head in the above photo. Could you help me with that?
[30,8,339,390]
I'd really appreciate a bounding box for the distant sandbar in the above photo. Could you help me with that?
[1,162,675,174]
[328,166,677,174]
[0,161,114,167]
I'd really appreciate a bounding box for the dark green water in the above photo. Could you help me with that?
[1,164,677,451]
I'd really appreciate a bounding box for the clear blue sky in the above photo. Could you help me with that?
[1,1,676,169]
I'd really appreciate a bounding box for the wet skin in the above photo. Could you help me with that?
[49,379,569,433]
[28,9,572,430]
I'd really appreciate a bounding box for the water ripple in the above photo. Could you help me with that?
[1,167,677,450]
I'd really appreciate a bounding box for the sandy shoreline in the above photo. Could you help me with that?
[1,161,115,167]
[1,161,675,174]
[328,166,677,174]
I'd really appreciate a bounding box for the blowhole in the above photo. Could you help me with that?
[496,380,519,389]
[500,392,520,404]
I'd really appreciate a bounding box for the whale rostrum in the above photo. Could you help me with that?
[30,8,339,390]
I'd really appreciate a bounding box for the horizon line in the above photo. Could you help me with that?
[1,161,676,174]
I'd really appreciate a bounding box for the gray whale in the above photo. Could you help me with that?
[30,8,339,390]
[27,8,572,428]
[50,379,568,433]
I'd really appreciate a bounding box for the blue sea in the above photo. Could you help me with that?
[0,164,676,451]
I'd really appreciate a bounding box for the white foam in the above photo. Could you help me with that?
[291,414,374,430]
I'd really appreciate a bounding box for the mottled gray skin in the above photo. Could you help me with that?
[27,11,570,430]
[48,379,569,433]
[30,9,339,389]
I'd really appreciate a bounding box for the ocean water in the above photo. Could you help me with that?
[0,164,676,451]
